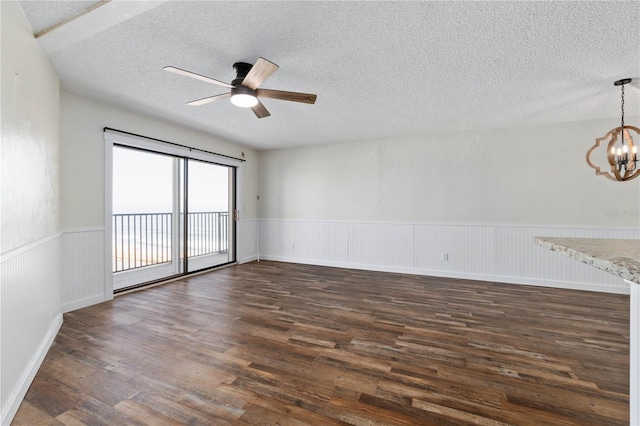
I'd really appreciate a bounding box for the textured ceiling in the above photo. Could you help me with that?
[20,1,640,150]
[20,1,102,34]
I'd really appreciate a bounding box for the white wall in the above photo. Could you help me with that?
[60,91,259,229]
[260,118,639,225]
[1,6,61,251]
[0,2,63,423]
[59,91,260,310]
[258,118,640,292]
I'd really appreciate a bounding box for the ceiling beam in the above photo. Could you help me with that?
[36,0,168,55]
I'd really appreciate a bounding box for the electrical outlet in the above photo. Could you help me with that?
[442,253,449,261]
[279,242,284,248]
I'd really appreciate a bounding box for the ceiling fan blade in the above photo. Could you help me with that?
[242,58,279,90]
[251,101,271,119]
[186,92,231,106]
[257,89,317,104]
[164,66,234,89]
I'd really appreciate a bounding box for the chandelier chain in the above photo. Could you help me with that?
[621,84,625,127]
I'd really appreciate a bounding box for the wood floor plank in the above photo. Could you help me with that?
[113,399,184,426]
[12,400,64,426]
[12,261,629,425]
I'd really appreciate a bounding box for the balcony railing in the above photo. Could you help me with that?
[113,211,229,273]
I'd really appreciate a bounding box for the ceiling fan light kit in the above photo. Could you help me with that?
[230,62,258,107]
[586,78,639,182]
[230,90,258,108]
[164,57,317,118]
[230,93,258,108]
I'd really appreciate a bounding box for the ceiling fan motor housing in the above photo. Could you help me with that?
[233,62,253,81]
[231,62,258,101]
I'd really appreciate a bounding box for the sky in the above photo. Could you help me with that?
[112,146,229,214]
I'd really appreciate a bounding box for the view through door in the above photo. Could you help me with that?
[186,159,234,272]
[112,146,235,291]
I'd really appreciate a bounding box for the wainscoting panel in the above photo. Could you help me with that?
[414,224,497,275]
[259,220,349,265]
[258,220,639,294]
[238,219,258,263]
[1,234,63,425]
[61,229,106,312]
[348,223,414,269]
[492,226,637,291]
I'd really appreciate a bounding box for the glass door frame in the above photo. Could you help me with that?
[111,145,183,289]
[104,129,243,298]
[184,158,236,275]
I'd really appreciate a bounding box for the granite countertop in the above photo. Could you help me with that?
[534,237,640,284]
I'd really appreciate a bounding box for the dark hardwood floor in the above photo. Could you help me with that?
[13,261,630,425]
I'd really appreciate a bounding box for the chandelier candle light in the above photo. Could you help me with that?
[586,78,639,182]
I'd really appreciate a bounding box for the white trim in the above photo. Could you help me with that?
[0,232,61,263]
[257,218,639,231]
[239,254,259,264]
[62,227,105,234]
[234,165,243,260]
[1,314,62,426]
[256,196,260,262]
[630,279,639,425]
[37,1,168,55]
[170,158,182,276]
[104,133,114,301]
[61,294,106,314]
[259,254,629,295]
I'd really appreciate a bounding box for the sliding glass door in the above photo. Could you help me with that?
[112,147,183,289]
[111,145,235,291]
[186,159,234,272]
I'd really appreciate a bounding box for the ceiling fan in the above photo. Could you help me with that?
[164,57,317,118]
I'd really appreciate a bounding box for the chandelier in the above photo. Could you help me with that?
[586,78,639,181]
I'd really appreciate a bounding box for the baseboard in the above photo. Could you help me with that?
[238,254,258,264]
[61,294,106,313]
[2,313,62,425]
[258,255,629,295]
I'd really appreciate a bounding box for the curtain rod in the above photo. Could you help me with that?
[103,127,246,162]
